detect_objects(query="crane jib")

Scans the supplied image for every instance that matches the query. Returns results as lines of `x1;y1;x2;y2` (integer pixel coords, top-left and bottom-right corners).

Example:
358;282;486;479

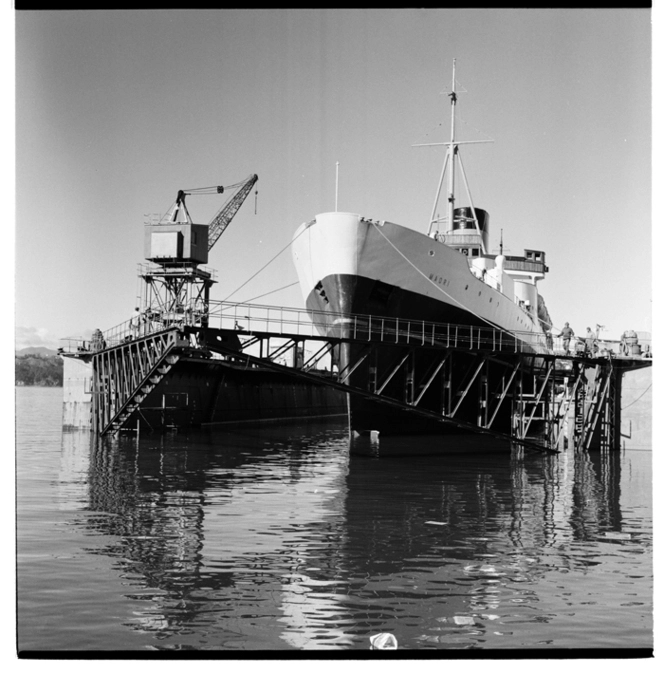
161;174;257;253
207;174;258;251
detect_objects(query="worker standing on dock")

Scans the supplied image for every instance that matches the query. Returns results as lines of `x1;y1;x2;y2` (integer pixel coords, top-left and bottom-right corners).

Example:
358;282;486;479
584;327;596;357
560;322;574;355
91;328;105;352
130;307;141;339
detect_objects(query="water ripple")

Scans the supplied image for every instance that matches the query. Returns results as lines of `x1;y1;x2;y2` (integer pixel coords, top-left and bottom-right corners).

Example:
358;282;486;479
16;388;652;651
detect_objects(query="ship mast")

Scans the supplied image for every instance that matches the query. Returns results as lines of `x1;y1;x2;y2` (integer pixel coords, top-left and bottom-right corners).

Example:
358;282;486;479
416;60;492;253
446;58;458;241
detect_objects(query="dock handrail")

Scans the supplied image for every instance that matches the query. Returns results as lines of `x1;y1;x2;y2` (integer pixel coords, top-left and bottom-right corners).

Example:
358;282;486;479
202;301;544;352
59;299;651;359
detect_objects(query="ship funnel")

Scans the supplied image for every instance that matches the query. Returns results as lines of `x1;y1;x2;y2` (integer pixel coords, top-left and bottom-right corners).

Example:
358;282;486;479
452;207;489;250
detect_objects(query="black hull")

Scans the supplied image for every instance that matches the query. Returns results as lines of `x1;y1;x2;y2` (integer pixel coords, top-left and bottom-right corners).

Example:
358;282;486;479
307;273;531;439
307;273;504;332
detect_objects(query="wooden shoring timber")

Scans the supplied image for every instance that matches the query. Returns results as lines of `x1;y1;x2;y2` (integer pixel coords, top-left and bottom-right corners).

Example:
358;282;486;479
204;339;556;453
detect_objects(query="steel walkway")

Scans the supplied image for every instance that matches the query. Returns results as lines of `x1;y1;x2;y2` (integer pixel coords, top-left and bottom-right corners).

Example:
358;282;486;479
61;301;651;448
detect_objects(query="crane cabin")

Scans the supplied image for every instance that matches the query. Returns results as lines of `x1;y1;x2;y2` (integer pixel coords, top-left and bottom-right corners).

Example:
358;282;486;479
144;221;209;265
143;175;258;267
144;187;210;265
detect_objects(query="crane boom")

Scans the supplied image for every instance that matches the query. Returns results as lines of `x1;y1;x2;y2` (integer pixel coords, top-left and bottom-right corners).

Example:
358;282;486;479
207;174;258;251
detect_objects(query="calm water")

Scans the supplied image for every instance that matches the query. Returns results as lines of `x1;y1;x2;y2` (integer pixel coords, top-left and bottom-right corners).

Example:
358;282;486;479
16;385;652;653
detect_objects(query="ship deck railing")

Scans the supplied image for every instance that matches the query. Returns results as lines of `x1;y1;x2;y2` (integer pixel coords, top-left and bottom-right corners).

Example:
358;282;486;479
206;301;545;353
207;302;647;359
58;299;651;360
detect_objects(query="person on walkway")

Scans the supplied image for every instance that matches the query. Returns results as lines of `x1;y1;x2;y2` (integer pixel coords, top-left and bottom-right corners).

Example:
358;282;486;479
584;327;596;356
91;328;106;352
560;322;574;355
130;307;141;339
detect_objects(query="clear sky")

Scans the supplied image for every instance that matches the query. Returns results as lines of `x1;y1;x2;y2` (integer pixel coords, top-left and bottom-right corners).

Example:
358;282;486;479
14;8;653;347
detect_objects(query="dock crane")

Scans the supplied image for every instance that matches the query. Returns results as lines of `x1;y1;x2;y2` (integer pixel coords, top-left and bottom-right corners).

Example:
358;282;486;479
74;174;261;437
163;173;259;253
141;173;259;334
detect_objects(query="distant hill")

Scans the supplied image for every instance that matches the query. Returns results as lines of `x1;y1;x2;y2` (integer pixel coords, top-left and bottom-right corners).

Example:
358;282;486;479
15;351;63;386
16;347;59;356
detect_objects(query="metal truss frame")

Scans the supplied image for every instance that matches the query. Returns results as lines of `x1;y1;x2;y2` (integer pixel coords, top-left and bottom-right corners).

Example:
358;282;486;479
202;331;557;453
139;265;214;331
76;317;645;448
91;328;182;436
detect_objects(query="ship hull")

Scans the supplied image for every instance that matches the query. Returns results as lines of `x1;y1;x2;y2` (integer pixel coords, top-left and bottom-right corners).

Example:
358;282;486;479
292;212;547;439
293;212;547;340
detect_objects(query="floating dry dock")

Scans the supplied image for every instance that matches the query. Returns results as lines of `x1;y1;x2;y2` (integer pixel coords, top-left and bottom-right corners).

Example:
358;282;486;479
60;169;650;452
61;301;651;453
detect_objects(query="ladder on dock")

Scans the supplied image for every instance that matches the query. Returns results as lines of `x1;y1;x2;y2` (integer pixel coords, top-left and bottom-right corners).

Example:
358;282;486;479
575;359;618;451
91;328;184;437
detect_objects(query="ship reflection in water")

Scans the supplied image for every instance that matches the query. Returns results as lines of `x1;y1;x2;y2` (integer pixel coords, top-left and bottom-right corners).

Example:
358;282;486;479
56;418;651;653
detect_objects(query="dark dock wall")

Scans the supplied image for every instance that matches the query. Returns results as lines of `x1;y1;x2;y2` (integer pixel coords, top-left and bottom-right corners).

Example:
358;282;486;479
121;357;346;431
